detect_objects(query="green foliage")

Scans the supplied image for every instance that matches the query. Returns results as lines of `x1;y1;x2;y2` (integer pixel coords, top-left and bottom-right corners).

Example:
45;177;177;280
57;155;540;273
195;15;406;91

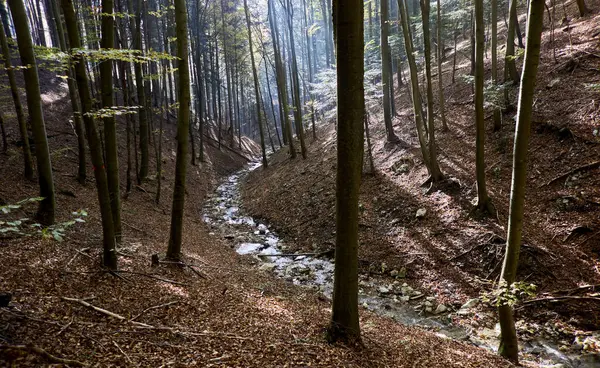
85;106;142;119
481;280;537;307
0;197;87;242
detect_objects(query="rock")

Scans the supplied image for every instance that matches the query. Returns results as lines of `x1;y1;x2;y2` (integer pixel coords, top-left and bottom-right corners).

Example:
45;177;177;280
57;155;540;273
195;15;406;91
390;269;399;278
426;296;436;302
424;301;433;307
547;78;560;88
425;306;433;313
378;286;391;294
257;224;268;234
461;298;479;310
259;263;276;272
435;304;447;314
416;208;427;219
399;296;410;302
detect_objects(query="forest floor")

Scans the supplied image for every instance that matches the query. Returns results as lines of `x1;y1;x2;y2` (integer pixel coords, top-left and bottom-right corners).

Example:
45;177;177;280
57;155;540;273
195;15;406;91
0;55;514;366
242;2;600;366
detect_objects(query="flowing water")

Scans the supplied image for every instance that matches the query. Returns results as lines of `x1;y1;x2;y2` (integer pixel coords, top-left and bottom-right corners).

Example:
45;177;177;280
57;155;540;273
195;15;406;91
202;161;599;368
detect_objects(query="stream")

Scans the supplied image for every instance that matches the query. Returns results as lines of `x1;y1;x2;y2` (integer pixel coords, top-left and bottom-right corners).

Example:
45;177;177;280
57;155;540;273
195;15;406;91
202;161;599;368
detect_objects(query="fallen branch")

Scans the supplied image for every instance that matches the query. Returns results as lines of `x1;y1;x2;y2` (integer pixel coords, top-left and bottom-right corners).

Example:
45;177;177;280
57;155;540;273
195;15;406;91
540;160;600;188
518;296;600;308
112;340;132;364
122;221;147;234
553;284;600;295
0;344;85;366
574;230;600;248
258;250;334;258
130;301;178;322
61;297;152;328
153;259;207;279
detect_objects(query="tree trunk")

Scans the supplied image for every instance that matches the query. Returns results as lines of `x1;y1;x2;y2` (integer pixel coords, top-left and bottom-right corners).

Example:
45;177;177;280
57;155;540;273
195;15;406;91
268;0;295;158
576;0;588;16
8;0;56;225
505;0;519;84
0;14;34;180
497;0;545;362
491;0;501;131
474;0;493;213
60;0;117;269
398;0;431;173
381;0;398;142
166;0;191;261
128;0;149;182
421;0;443;182
244;0;267;168
436;0;447;131
0;0;11;38
100;0;122;243
286;0;307;159
329;0;362;342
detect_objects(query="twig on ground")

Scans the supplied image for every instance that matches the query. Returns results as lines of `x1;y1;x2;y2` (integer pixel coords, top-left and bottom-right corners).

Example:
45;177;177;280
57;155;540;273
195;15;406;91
130;301;178;322
553;284;600;295
0;344;85;366
112;340;132;364
115;270;187;286
57;317;74;336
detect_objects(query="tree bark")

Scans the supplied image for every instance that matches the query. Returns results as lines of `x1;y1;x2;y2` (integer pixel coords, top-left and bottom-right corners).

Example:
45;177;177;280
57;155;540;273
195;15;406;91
244;0;267;167
0;14;34;180
436;0;447;131
100;0;122;243
61;0;117;269
8;0;56;225
381;0;398;142
498;0;545;362
166;0;191;261
329;0;363;342
474;0;493;213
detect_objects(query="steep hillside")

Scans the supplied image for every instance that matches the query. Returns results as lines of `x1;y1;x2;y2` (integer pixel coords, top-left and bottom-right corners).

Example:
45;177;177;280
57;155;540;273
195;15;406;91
242;4;600;363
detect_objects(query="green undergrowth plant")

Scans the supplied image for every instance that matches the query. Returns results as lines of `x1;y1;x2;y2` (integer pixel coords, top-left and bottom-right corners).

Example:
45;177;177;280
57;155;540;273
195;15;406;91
1;197;87;241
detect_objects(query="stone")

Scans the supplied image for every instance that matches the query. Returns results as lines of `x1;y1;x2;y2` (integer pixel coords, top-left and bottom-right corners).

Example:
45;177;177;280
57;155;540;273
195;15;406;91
416;208;427;219
461;298;479;310
435;304;447;314
424;301;433;307
259;263;276;272
399;296;410;302
378;286;391;294
425;306;433;313
426;296;436;302
390;269;399;278
257;224;268;234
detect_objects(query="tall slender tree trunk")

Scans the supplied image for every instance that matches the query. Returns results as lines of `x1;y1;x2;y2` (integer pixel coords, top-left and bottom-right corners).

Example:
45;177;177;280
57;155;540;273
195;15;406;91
61;0;117;269
128;0;149;182
398;0;431;173
491;0;501;131
286;0;307;159
505;0;519;84
329;0;363;342
8;0;56;225
0;15;34;180
420;0;443;183
0;0;11;38
381;0;398;142
474;0;493;213
436;0;447;131
244;0;267;167
498;0;545;362
100;0;122;242
166;0;191;261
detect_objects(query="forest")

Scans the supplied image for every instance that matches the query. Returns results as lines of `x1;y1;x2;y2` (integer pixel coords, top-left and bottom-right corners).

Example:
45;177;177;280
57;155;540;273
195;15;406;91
0;0;599;366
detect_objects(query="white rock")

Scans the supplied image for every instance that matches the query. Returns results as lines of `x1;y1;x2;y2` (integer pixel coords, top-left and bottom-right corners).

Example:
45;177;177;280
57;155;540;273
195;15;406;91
416;208;427;218
435;304;447;314
259;263;276;272
425;306;433;313
378;286;391;294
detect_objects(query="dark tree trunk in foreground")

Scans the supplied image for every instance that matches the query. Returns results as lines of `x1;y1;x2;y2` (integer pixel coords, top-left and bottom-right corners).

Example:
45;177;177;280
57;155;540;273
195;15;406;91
498;0;545;362
436;0;447;131
166;0;191;261
100;0;122;243
0;15;33;180
504;0;519;84
244;0;267;168
8;0;56;225
61;0;117;269
329;0;363;342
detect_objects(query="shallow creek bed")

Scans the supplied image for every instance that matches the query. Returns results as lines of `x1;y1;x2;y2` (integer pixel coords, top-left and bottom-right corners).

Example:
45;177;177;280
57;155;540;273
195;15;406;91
202;162;599;368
